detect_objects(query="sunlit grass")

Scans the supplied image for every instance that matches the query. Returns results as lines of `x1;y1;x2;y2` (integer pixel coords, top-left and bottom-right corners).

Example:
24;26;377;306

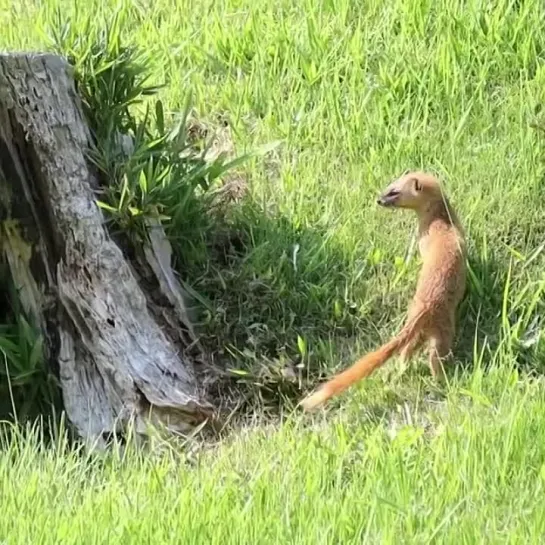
2;369;545;544
1;0;545;541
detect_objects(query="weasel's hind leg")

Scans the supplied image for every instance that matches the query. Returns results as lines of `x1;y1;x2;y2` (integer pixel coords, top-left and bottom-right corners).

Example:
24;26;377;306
427;326;454;381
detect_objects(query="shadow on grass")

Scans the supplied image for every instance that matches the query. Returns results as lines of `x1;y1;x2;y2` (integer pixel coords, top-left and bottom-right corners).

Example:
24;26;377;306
174;197;426;410
452;233;545;380
172;196;545;418
453;249;506;370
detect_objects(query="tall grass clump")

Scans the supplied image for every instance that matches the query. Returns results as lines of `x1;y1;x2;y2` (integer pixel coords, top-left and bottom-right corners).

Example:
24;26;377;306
46;7;271;263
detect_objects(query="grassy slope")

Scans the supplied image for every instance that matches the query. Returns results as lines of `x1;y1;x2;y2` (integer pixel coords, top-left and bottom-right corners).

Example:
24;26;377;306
3;0;545;542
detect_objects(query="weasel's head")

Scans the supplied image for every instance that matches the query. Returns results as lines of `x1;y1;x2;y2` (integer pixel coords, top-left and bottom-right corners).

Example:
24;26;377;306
377;171;443;210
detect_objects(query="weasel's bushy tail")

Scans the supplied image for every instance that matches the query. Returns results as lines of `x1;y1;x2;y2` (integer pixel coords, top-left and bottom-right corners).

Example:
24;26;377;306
300;307;428;410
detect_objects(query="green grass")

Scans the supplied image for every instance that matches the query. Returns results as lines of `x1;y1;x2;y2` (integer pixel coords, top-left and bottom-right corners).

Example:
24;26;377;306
2;0;545;541
3;373;545;544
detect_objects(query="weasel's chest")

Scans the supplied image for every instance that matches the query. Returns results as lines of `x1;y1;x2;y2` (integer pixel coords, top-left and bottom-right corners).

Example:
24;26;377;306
417;233;431;259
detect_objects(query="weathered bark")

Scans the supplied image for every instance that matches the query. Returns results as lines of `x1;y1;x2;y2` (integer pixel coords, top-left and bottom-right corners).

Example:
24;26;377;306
0;53;214;446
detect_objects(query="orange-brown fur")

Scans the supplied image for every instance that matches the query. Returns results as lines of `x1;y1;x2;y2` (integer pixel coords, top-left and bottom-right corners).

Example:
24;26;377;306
300;171;466;410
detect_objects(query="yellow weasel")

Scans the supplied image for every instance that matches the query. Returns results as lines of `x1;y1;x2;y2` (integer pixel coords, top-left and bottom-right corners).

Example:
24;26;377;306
300;171;466;410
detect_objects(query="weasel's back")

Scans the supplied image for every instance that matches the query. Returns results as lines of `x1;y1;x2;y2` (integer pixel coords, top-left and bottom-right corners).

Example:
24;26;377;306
415;221;466;314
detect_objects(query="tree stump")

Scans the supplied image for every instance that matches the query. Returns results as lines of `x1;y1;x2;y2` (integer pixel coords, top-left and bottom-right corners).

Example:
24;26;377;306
0;53;214;446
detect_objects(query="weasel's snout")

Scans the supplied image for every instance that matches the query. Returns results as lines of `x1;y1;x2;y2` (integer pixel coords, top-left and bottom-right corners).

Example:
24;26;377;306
377;189;400;207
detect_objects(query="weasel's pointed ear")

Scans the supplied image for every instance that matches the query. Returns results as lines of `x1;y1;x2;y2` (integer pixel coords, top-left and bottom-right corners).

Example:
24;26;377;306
413;178;422;192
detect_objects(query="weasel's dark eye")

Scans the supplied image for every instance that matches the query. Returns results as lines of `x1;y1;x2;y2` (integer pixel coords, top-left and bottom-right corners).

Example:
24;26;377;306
387;189;400;197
